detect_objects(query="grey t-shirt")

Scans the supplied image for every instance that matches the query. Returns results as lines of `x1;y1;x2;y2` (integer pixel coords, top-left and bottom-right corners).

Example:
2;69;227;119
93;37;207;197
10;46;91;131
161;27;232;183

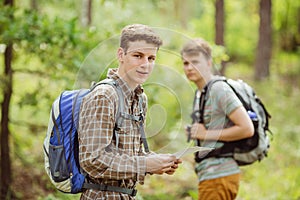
195;79;242;182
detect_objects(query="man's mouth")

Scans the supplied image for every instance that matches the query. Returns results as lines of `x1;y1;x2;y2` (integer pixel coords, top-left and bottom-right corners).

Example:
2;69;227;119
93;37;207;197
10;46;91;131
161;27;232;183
137;70;148;75
187;72;194;77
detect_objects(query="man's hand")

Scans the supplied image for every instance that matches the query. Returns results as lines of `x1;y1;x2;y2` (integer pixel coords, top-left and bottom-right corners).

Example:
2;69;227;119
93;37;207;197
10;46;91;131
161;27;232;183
164;159;182;175
146;154;182;175
188;123;206;140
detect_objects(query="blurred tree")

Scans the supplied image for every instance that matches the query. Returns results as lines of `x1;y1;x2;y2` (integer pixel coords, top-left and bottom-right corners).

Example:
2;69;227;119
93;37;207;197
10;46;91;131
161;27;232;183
0;1;101;198
174;0;188;29
255;0;272;80
215;0;226;75
276;0;300;51
1;1;13;199
30;0;38;11
81;0;92;26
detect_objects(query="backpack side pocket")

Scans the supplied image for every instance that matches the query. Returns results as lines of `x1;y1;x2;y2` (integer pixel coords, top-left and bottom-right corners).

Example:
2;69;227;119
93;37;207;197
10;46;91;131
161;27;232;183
49;144;69;182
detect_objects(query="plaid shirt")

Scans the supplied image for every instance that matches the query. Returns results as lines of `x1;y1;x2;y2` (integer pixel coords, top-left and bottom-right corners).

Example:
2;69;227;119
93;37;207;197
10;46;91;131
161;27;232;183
79;69;148;199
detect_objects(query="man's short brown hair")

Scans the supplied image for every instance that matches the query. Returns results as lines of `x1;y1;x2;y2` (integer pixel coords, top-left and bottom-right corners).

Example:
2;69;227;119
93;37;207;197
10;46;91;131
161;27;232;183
120;24;163;53
180;38;212;60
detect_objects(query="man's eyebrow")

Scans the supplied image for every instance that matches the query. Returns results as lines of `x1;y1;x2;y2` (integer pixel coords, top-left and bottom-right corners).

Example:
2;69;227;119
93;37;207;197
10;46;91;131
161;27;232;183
131;51;144;54
127;49;144;54
130;50;156;57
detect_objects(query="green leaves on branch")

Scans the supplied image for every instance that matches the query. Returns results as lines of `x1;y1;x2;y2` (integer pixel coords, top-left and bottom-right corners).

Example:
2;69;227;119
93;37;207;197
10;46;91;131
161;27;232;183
212;44;229;70
0;6;98;73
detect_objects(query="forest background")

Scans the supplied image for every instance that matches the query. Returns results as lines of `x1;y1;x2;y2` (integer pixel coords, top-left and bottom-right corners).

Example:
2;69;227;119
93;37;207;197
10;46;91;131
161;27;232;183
0;0;299;199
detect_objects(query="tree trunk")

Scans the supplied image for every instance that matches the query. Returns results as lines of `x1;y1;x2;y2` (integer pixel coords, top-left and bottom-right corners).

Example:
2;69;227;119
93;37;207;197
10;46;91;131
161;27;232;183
0;44;13;200
215;0;226;75
254;0;272;80
81;0;92;26
1;0;13;199
174;0;188;29
31;0;38;11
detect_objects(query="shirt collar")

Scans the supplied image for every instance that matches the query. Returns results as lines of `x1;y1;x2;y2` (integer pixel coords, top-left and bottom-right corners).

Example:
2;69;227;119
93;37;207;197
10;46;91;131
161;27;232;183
107;68;144;99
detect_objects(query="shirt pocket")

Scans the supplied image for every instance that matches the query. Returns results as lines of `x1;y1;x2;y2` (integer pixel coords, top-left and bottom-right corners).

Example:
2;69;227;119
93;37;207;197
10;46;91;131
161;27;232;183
117;120;142;152
116;116;134;134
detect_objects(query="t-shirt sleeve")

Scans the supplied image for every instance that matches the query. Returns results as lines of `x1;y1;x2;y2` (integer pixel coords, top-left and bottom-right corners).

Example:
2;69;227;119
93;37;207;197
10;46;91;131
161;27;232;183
210;81;243;116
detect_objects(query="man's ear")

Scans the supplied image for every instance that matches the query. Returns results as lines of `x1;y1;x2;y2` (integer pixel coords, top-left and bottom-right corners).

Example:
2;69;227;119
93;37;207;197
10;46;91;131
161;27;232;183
117;48;124;62
208;59;213;67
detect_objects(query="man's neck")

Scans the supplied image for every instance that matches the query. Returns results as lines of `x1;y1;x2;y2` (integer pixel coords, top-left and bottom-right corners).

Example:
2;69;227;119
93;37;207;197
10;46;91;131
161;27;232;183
195;74;213;90
116;69;138;91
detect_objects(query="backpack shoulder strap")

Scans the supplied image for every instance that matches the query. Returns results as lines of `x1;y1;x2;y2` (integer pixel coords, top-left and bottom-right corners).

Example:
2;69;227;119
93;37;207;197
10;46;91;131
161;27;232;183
195;77;234;161
222;79;251;111
195;78;225;151
137;95;149;153
90;79;125;150
90;79;149;153
198;77;226;123
91;78;126;124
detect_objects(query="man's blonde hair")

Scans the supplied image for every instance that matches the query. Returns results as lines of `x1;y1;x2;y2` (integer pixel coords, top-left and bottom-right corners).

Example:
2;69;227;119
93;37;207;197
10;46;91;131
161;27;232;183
120;24;163;53
180;38;212;60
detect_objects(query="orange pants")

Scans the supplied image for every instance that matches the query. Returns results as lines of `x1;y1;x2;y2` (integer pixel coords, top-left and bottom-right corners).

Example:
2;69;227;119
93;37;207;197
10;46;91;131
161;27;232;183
198;173;240;200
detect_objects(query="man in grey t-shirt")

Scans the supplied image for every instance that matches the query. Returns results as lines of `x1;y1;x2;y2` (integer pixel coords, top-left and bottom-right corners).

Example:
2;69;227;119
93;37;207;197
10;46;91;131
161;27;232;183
180;38;254;200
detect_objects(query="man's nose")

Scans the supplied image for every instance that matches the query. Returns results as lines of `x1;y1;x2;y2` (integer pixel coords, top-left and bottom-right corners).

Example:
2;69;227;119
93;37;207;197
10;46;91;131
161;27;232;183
186;63;194;69
141;58;151;67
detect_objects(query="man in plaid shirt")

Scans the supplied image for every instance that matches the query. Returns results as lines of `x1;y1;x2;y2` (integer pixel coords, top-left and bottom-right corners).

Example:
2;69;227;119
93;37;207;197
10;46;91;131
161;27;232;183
78;24;182;199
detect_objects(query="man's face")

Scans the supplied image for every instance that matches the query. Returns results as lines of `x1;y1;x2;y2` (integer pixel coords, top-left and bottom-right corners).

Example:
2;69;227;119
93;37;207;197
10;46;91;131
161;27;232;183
182;52;210;83
118;40;158;89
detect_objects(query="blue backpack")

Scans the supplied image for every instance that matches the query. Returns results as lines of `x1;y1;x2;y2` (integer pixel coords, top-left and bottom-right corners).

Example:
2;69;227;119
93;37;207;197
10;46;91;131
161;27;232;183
43;79;149;194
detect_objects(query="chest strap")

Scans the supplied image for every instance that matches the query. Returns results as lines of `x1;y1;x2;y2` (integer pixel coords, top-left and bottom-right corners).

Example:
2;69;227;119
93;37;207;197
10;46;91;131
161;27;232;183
83;183;137;196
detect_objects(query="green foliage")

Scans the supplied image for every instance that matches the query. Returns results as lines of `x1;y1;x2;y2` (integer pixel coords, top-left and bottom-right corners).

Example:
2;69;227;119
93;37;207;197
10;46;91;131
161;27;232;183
273;0;300;51
225;0;259;63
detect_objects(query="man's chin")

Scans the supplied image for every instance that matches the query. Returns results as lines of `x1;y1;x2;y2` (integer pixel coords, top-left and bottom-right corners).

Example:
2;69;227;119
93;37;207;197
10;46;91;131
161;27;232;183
187;76;196;82
136;76;148;84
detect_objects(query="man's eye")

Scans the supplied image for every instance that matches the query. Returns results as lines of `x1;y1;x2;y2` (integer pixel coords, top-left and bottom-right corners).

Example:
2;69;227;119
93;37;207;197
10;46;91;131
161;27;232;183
149;57;156;62
134;55;142;58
